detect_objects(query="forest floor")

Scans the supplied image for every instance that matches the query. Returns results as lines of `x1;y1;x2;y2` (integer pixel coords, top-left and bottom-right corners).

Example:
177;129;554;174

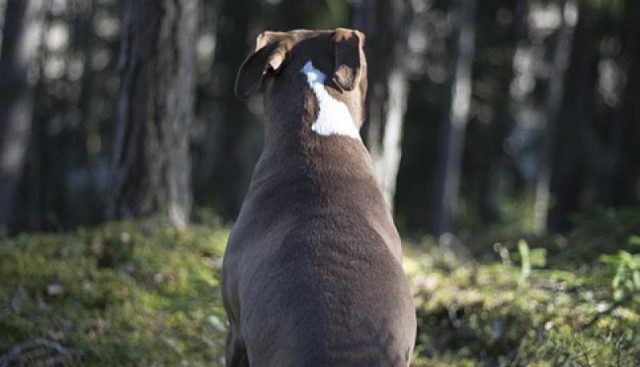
1;211;639;366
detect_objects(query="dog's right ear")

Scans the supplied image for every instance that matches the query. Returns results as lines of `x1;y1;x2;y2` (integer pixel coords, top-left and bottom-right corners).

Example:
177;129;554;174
235;31;291;100
332;29;365;92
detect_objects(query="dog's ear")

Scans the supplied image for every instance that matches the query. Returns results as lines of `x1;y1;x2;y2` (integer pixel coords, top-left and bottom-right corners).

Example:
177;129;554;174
332;29;365;92
235;31;292;100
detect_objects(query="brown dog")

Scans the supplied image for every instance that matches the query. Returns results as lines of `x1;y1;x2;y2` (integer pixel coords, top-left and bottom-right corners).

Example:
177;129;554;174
222;28;416;367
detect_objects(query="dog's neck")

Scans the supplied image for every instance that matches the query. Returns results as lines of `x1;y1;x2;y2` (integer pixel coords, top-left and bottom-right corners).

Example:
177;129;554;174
261;60;364;151
300;61;361;140
255;61;370;188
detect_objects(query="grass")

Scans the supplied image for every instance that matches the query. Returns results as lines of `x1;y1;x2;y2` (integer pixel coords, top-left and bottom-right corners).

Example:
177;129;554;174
1;212;639;366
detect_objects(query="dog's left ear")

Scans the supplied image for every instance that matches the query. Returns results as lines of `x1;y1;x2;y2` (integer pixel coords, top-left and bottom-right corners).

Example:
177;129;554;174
332;29;365;92
235;31;292;100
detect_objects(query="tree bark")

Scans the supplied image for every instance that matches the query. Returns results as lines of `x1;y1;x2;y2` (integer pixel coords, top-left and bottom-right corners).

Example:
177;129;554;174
431;0;477;237
0;0;46;228
533;0;577;233
353;0;411;213
111;0;199;228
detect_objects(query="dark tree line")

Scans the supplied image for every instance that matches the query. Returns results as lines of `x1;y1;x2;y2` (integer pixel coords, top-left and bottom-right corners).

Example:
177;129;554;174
0;0;45;227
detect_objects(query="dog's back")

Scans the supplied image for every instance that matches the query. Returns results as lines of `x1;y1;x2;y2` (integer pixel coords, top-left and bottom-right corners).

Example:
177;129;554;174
222;29;416;367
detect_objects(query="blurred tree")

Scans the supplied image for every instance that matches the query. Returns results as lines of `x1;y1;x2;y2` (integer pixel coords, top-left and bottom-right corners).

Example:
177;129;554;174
547;2;596;232
534;0;578;232
0;0;45;228
205;0;257;222
191;0;220;215
394;1;450;232
432;0;477;237
353;0;413;212
111;0;199;228
609;0;640;207
463;0;520;228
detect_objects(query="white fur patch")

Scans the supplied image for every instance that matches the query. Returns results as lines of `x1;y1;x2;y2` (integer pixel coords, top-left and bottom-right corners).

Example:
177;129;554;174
300;61;361;140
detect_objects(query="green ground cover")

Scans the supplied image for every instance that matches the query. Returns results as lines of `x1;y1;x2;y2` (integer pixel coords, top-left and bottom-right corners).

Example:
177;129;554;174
1;211;639;366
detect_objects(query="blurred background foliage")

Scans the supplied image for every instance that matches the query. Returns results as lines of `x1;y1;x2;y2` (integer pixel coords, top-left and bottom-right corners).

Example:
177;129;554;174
0;0;637;245
0;0;638;242
0;0;639;365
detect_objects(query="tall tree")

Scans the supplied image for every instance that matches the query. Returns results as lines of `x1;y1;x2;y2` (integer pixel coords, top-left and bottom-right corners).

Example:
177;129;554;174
431;0;477;237
607;0;640;208
206;0;255;222
546;3;597;232
111;0;199;228
465;0;522;226
533;0;578;232
353;0;413;212
0;0;46;228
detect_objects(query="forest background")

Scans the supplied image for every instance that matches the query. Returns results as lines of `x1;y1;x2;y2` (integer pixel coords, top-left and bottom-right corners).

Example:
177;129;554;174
0;0;639;366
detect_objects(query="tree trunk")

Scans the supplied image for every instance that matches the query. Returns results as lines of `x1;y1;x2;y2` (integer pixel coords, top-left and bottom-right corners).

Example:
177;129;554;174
0;0;46;228
191;0;219;212
372;68;409;212
353;0;411;213
533;0;577;233
608;1;640;207
111;0;199;228
206;0;255;222
546;8;596;232
431;0;477;237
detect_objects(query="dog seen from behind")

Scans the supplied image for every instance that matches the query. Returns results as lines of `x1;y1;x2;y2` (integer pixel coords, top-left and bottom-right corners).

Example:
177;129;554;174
221;28;417;367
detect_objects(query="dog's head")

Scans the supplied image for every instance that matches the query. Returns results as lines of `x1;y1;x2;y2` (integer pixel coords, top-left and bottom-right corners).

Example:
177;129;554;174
235;28;367;132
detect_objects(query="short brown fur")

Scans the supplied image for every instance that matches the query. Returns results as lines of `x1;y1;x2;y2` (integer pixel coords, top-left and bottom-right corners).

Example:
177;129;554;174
223;28;416;367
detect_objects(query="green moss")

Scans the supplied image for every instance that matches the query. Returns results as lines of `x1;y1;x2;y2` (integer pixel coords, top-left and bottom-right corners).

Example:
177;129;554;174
1;216;638;366
409;234;640;366
0;222;228;366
